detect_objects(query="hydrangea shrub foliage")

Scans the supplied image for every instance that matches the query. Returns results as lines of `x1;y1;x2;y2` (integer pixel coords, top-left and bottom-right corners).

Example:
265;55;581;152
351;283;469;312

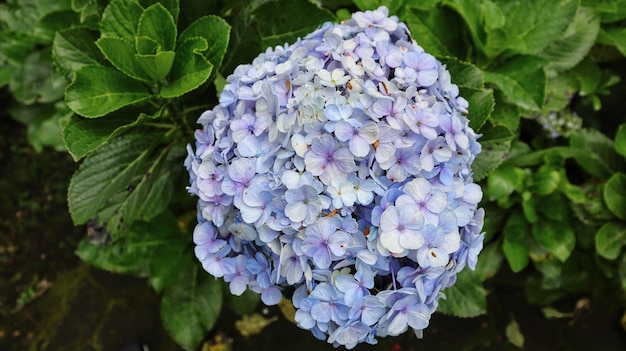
186;6;485;347
3;0;626;349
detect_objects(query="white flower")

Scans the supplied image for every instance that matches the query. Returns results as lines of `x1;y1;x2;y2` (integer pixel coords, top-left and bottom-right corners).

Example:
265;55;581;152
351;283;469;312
317;68;350;87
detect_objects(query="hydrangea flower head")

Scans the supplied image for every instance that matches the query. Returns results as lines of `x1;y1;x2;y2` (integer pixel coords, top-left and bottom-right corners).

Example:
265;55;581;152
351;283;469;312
186;6;484;348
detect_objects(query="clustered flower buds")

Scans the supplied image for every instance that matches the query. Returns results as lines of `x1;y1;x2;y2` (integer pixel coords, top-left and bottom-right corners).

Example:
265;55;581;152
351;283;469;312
186;6;484;348
537;110;582;138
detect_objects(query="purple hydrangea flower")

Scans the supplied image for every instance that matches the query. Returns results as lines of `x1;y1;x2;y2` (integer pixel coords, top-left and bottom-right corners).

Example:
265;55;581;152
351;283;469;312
300;217;350;269
186;6;485;348
381;294;430;336
379;204;425;255
284;185;323;225
304;134;356;185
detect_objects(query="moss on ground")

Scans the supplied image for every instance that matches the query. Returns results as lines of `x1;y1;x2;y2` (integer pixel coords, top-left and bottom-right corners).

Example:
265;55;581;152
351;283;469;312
26;263;180;351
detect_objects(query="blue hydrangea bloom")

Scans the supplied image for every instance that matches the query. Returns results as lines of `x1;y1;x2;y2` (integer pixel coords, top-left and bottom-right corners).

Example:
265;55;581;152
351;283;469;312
186;6;485;348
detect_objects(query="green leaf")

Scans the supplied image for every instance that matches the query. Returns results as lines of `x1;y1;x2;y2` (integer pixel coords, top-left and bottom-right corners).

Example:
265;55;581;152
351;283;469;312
571;58;601;97
352;0;407;13
438;269;487;317
404;6;468;58
149;243;193;293
600;27;626;56
135;35;160;55
570;128;621;179
595;221;626;260
542;73;581;114
66;130;180;239
471;124;514;181
486;164;525;200
161;265;222;351
463;87;495;132
0;31;37;65
533;165;561;196
503;212;530;272
532;219;575;262
71;0;102;27
75;210;184;275
138;0;179;23
521;191;540;224
160;38;212;98
600;3;626;23
253;0;335;48
0;1;40;35
35;10;81;42
135;50;176;82
62;113;140;161
506;144;616;181
539;7;600;71
532;256;563;289
75;232;148;275
224;285;261;316
582;0;622;14
214;71;226;97
474;240;503;281
604;172;626;220
481;203;507;242
35;0;72;17
560;182;586;204
490;91;521;132
103;144;178;237
441;0;486;55
440;57;484;89
190;274;223;334
178;15;231;72
97;37;151;82
484;55;547;112
507;140;532;159
32;103;71;152
484;0;579;57
67;131;157;225
137;3;176;52
7;100;50;126
541;192;570;222
524;275;564;305
65;65;151;117
505;316;525;348
615;123;626;158
9;101;69;152
0;64;14;87
483;0;505;31
53;28;104;78
9;49;66;104
99;0;143;41
571;183;616;225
